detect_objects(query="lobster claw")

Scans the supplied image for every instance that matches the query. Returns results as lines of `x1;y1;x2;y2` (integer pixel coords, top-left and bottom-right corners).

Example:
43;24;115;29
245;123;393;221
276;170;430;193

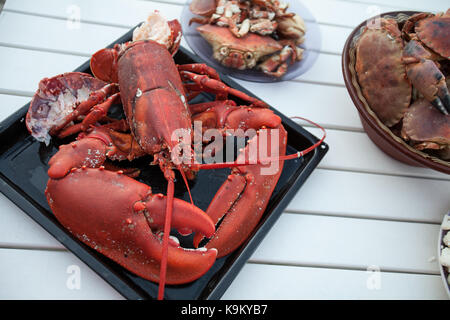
48;136;108;179
46;167;217;285
191;102;287;257
194;126;287;257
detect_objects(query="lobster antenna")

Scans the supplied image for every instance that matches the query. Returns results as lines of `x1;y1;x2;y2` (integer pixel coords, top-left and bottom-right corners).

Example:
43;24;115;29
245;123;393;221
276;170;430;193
157;177;175;300
178;165;194;205
157;166;193;300
191;116;326;169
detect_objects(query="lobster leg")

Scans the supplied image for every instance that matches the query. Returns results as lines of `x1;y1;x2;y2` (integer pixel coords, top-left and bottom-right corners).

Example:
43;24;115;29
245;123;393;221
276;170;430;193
178;64;227;100
56;93;122;139
178;63;220;80
80;92;121;131
49;83;119;135
180;70;269;107
48;127;146;179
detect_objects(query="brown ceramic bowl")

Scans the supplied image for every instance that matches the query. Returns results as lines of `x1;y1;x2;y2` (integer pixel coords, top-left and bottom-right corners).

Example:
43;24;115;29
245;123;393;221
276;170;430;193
342;11;450;175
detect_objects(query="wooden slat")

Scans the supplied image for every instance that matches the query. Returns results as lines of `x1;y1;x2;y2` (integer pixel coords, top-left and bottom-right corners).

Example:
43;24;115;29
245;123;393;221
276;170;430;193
222;263;449;299
0;193;63;250
0;0;448;301
0;104;446;198
0;192;443;274
1;9;351;56
250;213;442;274
0;11;127;56
3;0;183;27
286;168;450;223
0;47;86;96
7;0;445;31
307;127;450;180
0;248;447;300
233;79;362;131
142;0;399;27
1;168;448;252
0;248;123;299
336;0;447;13
0;167;448;252
0;11;344;86
0;94;29;121
319;23;352;55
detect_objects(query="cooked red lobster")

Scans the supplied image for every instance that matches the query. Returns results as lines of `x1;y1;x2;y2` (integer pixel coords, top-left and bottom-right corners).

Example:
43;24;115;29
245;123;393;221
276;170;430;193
25;12;324;299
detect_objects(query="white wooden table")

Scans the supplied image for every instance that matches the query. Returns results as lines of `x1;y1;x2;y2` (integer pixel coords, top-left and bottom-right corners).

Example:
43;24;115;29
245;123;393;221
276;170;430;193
0;0;449;300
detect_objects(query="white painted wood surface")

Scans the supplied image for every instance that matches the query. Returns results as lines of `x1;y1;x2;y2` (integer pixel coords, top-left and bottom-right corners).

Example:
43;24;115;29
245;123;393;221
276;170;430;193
0;0;449;300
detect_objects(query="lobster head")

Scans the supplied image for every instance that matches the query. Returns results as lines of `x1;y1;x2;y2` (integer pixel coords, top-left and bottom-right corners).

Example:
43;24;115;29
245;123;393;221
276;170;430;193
90;11;182;83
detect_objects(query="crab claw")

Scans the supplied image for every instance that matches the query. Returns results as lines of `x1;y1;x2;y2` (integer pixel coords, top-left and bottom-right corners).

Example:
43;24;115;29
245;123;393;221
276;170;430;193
46;168;217;285
189;0;217;16
402;40;450;115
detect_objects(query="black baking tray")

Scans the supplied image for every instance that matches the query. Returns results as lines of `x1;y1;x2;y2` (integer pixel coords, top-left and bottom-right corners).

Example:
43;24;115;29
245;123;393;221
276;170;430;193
0;27;328;300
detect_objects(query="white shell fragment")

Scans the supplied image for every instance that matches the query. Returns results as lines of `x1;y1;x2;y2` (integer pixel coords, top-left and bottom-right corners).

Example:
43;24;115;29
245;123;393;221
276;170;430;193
133;10;172;50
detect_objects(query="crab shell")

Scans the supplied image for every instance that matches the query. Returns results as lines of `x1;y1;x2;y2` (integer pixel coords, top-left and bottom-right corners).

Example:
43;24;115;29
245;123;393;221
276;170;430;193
355;18;412;127
401;99;450;156
197;24;282;70
25;72;108;145
415;9;450;59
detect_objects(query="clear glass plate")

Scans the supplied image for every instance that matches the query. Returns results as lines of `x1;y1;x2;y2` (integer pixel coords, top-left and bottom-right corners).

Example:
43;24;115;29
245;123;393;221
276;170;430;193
438;212;450;299
181;0;322;83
